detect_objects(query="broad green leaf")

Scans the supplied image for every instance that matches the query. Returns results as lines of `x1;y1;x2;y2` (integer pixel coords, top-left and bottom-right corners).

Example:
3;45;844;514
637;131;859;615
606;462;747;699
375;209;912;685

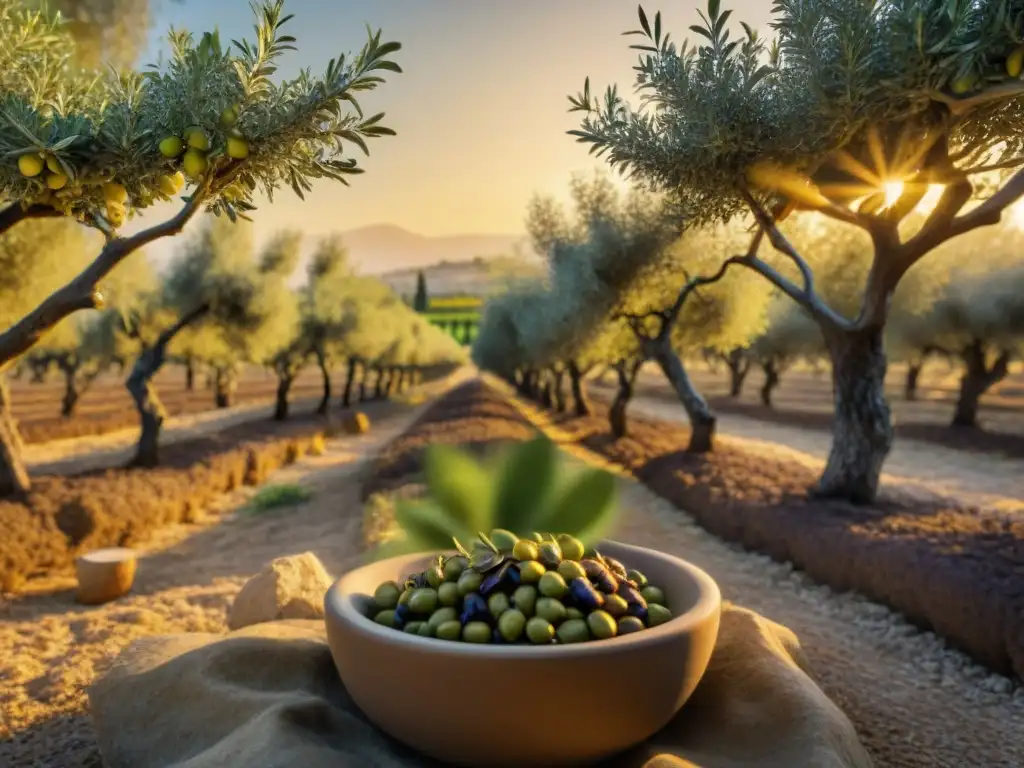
394;499;472;552
491;436;559;534
536;469;618;546
423;445;493;533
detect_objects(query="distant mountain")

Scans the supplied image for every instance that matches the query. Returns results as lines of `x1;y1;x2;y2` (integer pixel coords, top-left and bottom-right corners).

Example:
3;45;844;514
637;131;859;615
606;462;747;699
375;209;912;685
337;224;530;274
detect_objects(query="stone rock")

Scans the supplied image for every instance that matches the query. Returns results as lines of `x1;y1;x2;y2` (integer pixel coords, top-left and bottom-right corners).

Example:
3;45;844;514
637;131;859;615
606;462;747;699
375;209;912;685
227;552;333;630
76;547;138;605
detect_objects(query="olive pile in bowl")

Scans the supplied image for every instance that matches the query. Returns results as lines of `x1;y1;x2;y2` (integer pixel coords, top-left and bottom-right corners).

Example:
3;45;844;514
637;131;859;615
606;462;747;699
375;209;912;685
368;530;672;644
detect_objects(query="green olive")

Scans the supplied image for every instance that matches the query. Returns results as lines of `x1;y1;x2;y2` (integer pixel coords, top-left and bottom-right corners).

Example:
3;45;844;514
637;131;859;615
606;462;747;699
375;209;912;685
425;566;443;588
513;585;538;616
373;609;398;627
428;607;458;632
398;588;413;606
518;561;546;584
603;593;629;618
512;539;539;561
641;586;666;606
463;621;492;643
418;622;434;637
403;621;425;635
627;569;648;588
557;560;587;582
436;620;462;641
373;581;401;610
535;596;567;624
617;616;645;634
409;588;439;614
498;608;527;641
488;592;511;618
443;556;468;581
587;610;617;639
556;618;590;644
556;534;585;561
538;571;568;599
457;570;484;596
538;541;562;568
565;606;584;620
437;581;460;607
526;617;555;644
489;529;519;552
647;604;673;627
530;532;545;543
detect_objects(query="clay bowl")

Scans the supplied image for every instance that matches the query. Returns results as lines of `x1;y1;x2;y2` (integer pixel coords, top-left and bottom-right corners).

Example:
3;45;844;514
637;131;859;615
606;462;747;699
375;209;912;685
324;540;721;767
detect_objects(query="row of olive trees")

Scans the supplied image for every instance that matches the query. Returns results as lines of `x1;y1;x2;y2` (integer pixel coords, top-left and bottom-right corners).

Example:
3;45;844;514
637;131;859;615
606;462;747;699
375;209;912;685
717;221;1024;427
0;0;403;496
18;214;466;470
562;0;1024;504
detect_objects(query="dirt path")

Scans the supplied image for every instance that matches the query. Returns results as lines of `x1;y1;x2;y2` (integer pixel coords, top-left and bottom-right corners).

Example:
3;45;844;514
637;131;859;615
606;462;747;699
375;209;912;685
506;391;1024;768
0;371;472;767
626;394;1024;515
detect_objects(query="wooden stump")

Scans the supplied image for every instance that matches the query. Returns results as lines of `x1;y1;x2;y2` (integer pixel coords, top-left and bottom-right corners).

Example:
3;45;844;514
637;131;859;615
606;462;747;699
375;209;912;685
342;412;371;435
75;547;138;605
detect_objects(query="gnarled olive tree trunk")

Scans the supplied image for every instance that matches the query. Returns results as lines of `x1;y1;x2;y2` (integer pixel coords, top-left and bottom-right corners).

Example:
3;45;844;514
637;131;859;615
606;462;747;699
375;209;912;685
358;364;371;402
648;337;716;453
551;367;567;412
951;340;1011;428
127;305;209;468
316;350;331;414
0;376;30;496
904;362;922;401
815;325;892;505
723;349;751;398
760;359;782;407
274;366;296;421
184;357;196;391
340;358;358;408
373;366;387;400
213;366;237;408
609;359;641;438
566;360;591;416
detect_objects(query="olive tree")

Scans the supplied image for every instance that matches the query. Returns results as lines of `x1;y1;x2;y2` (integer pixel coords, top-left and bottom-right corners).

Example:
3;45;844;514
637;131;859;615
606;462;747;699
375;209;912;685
0;0;400;494
301;234;352;413
572;0;1024;503
747;299;824;407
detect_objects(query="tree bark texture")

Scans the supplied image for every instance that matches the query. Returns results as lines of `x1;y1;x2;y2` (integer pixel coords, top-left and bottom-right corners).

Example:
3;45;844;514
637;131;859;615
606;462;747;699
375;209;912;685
815;326;893;505
567;360;592;416
316;352;331;414
0;377;30;496
951;341;1011;428
609;361;640;438
650;339;716;453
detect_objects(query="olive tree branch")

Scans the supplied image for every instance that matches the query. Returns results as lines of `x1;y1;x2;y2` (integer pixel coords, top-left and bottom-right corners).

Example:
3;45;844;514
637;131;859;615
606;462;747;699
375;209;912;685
929;81;1024;116
740;190;853;332
0;202;63;235
0;191;208;368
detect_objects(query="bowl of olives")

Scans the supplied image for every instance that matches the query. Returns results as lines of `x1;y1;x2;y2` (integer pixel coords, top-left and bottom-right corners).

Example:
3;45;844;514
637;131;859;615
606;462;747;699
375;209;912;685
324;532;721;767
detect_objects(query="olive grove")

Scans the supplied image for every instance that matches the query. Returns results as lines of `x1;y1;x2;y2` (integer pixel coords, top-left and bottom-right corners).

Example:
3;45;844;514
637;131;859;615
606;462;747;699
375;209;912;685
571;0;1024;503
0;0;402;494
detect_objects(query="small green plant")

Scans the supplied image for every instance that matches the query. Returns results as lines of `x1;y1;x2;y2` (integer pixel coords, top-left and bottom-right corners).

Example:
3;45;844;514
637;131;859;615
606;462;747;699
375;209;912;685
375;435;618;560
247;483;312;512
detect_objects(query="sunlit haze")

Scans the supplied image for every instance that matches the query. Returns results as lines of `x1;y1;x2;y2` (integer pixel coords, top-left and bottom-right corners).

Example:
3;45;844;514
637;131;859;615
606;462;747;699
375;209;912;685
124;0;775;271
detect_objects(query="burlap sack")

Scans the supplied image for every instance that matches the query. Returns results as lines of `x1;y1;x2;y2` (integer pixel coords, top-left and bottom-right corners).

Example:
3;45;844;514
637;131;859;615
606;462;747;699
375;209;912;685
88;603;873;768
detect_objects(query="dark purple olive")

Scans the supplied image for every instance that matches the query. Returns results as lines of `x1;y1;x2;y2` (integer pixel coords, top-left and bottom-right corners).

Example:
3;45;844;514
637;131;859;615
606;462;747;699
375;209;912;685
626;603;648;623
395;603;412;624
617;582;648;608
460;592;490;626
581;559;607;580
480;561;513;596
507;566;522;587
569;578;605;611
603;557;628;580
581;559;618;593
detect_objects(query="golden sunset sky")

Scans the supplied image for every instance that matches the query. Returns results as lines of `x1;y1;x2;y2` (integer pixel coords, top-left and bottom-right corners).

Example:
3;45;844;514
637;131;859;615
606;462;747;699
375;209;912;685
127;0;775;267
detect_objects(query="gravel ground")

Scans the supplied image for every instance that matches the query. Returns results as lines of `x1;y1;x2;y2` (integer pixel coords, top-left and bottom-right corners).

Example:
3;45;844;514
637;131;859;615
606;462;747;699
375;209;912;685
3;371;1021;767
